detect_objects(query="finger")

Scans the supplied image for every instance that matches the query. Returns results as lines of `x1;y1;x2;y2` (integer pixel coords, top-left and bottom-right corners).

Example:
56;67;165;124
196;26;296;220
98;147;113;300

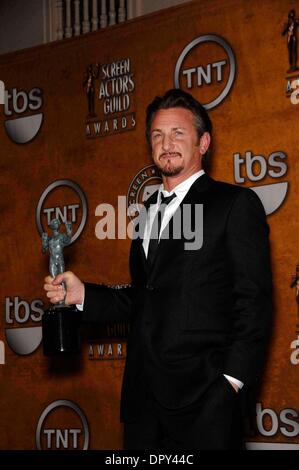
46;290;62;299
49;296;63;304
45;276;54;284
53;271;71;286
46;291;64;302
44;283;62;292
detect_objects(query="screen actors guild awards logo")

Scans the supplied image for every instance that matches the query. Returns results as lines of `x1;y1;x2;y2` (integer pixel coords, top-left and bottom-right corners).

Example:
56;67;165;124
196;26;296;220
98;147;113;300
127;165;162;220
83;63;100;118
282;10;299;73
84;58;136;138
283;10;299;102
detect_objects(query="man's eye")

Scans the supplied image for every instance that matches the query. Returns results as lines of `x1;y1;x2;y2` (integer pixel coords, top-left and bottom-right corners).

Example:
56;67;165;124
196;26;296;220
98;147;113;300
174;130;183;136
152;133;161;140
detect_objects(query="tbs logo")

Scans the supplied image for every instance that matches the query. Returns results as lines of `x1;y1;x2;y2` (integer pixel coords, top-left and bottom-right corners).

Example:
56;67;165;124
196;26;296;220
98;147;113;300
233;150;288;215
5;296;44;355
3;86;43;144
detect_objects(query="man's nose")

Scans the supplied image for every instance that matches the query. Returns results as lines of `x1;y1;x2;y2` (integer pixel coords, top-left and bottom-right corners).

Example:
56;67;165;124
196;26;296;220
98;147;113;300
162;134;174;152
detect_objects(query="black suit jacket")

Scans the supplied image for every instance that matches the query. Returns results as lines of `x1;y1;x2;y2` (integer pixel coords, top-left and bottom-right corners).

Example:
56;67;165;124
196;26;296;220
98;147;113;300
83;174;272;422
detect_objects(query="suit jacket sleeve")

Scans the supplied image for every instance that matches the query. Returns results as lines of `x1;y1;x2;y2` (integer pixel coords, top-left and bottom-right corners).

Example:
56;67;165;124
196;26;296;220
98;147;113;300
224;188;272;385
82;282;133;324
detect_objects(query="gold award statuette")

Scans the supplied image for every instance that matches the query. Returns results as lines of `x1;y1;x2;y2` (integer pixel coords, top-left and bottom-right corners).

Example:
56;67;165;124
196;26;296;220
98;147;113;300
41;218;81;355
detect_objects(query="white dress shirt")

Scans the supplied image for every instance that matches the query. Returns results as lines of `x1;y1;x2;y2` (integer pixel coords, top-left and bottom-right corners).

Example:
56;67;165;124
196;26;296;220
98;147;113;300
142;170;205;257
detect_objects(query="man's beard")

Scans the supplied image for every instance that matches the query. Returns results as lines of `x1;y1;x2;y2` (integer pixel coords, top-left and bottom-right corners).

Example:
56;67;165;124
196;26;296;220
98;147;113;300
160;165;184;176
156;154;184;176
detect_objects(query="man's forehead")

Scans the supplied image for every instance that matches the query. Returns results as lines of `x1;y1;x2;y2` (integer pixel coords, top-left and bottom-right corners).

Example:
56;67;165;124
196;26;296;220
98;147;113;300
151;107;194;129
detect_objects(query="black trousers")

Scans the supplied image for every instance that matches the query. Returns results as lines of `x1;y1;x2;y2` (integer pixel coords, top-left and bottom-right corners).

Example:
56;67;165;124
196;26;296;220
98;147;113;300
124;376;245;450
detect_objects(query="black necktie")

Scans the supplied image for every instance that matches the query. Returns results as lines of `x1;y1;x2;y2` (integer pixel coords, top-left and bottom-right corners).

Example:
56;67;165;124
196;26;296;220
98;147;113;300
147;192;177;268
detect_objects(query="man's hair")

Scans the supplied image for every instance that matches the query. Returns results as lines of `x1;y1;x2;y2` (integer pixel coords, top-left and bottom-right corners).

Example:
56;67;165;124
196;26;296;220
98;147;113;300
146;88;213;168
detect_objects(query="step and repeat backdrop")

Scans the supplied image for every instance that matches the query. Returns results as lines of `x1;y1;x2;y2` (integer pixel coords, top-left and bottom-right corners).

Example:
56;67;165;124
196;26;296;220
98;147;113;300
0;0;299;450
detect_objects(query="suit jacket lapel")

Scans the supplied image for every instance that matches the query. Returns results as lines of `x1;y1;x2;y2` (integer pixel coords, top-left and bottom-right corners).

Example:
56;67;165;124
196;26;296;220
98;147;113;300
147;173;214;279
130;190;159;279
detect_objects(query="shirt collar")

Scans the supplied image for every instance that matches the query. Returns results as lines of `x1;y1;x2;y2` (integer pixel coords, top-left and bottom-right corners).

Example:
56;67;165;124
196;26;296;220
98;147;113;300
158;170;205;203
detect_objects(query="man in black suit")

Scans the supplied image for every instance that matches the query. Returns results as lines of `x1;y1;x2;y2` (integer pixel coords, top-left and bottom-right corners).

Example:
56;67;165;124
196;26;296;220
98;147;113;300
44;89;272;449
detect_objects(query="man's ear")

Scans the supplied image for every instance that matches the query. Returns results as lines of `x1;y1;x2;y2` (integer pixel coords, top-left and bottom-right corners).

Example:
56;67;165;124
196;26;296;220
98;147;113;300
198;132;211;155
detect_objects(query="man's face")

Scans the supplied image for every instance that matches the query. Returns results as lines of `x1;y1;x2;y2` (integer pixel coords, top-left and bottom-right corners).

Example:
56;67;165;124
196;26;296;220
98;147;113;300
150;107;206;178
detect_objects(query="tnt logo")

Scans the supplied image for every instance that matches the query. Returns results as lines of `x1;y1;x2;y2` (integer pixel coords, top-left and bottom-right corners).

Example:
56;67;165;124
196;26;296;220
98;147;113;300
43;204;80;225
36;400;89;450
182;60;227;88
36;180;88;244
174;34;236;110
